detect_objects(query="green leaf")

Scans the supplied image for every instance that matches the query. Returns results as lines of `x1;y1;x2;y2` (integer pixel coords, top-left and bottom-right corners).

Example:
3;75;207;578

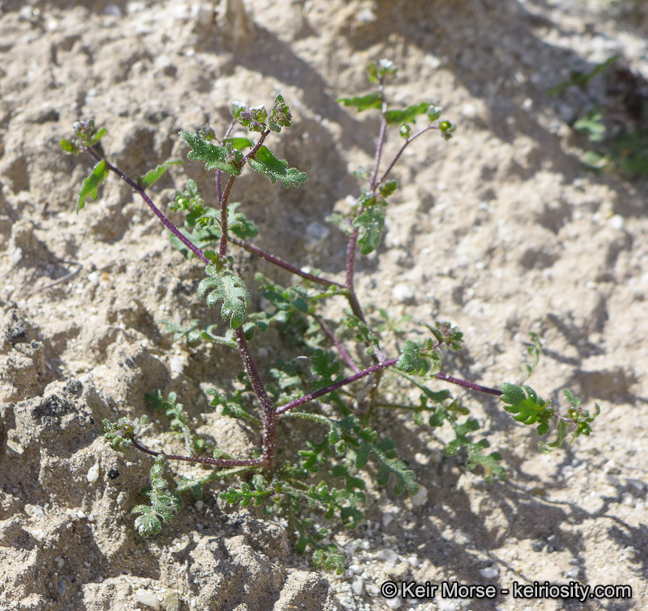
574;110;606;143
223;137;255;150
384;102;434;125
77;159;109;212
88;127;107;146
353;205;385;255
248;145;307;188
379;180;398;198
198;265;250;329
337;91;383;112
500;383;554;435
397;341;432;376
180;130;242;176
138;160;182;189
445;419;505;484
133;507;162;537
354;427;418;496
60;138;80;155
228;203;259;239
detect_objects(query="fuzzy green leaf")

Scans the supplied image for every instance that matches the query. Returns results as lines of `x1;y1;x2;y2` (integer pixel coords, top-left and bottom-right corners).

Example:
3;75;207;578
355;428;418;496
138;160;182;189
132;507;161;537
445;419;506;484
248;145;307;188
60;138;80;155
180;130;242;176
337;91;383;112
500;383;554;435
228;203;259;239
384;102;434;125
77;159;108;212
397;341;432;376
223;137;255;150
198;266;250;329
353;205;385;255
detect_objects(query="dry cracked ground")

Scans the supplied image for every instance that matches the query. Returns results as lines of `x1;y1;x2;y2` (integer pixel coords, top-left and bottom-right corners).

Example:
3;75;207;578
1;0;648;610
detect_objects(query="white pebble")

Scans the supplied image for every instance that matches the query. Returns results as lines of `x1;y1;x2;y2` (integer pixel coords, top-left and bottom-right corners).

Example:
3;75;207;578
608;215;624;230
480;566;498;579
382;513;394;527
393;284;414;303
87;464;100;483
169;356;185;375
566;567;579;579
135;589;161;610
351;577;364;595
377;549;398;563
411;485;428;508
385;596;402;609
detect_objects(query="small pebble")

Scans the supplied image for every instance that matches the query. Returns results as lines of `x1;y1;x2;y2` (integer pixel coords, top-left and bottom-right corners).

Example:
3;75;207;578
480;566;498;579
135;589;161;610
393;284;414;304
87;464;99;483
411;485;428;508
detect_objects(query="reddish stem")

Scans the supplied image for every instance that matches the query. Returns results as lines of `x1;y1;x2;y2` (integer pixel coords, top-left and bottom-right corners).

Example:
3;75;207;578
84;147;209;264
230;236;344;288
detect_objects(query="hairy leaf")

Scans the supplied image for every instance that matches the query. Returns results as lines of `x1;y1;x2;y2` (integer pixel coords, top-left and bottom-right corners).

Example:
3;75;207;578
180;130;242;175
445;419;506;484
248;145;307;188
138;160;182;189
60;138;80;155
77;159;108;212
223;137;255;150
384;102;434;125
337;91;383;111
397;341;433;376
198;266;250;329
353;205;385;255
500;383;554;435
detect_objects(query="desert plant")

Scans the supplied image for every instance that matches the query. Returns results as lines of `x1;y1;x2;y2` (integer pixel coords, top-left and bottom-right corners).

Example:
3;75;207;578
62;60;599;572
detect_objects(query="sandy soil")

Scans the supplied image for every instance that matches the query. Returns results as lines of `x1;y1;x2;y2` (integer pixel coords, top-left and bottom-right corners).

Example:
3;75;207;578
1;0;648;610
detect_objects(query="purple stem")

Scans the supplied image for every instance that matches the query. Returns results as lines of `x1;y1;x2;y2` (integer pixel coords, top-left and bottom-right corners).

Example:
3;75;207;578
83;147;209;264
434;373;503;397
235;327;278;463
276;358;399;415
376;125;436;189
229;236;344;288
313;314;360;373
130;437;265;467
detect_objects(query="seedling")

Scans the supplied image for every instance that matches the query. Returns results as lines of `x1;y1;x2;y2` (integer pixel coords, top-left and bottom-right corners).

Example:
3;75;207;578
62;60;599;572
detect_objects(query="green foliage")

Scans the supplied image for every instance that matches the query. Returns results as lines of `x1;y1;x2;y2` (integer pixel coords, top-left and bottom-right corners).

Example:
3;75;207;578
65;62;599;573
353;204;385;255
146;390;204;454
248;145;308;188
76;160;109;212
133;457;182;537
552;56;648;178
396;339;441;377
103;415;148;449
500;383;554;435
445;419;506;484
384;102;435;125
336;91;383;112
180;130;243;176
198;263;250;329
138;160;182;189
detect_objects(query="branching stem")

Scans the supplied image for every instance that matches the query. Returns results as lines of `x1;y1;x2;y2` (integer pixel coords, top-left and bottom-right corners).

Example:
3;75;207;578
83;147;209;264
